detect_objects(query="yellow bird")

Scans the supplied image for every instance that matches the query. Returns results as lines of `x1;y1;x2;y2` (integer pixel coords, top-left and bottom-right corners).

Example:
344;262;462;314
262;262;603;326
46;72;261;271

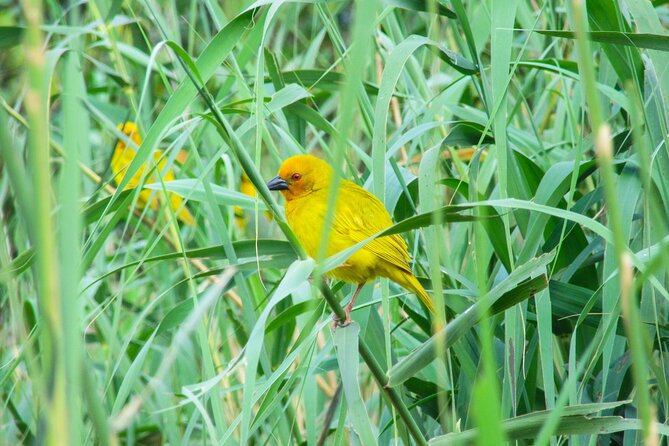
267;154;435;325
234;173;273;228
234;174;252;227
111;122;194;226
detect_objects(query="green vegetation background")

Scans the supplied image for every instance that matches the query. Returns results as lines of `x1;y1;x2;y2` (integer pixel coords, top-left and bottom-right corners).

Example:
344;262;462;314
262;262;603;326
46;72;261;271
1;0;668;444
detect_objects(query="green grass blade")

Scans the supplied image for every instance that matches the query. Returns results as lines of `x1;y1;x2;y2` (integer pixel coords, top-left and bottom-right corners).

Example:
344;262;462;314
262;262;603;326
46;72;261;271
334;324;378;444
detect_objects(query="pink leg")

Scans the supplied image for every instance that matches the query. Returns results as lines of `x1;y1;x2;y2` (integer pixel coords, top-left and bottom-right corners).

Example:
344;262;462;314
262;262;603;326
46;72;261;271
333;284;364;328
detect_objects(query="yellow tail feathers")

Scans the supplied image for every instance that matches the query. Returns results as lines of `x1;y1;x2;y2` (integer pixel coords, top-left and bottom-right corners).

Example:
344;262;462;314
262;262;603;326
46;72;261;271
395;270;436;314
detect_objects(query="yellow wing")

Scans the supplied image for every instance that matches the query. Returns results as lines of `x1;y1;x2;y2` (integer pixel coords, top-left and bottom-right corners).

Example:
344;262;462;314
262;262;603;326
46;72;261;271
111;122;194;226
333;180;412;273
334;180;435;313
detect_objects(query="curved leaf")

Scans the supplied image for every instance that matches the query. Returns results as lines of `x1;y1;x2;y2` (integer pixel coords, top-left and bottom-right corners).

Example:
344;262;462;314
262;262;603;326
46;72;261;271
387;253;553;387
146;179;268;210
429;401;669;445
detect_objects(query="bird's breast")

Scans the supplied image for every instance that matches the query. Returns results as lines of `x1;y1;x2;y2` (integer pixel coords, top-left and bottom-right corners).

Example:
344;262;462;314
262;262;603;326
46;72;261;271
285;192;379;284
285;195;327;258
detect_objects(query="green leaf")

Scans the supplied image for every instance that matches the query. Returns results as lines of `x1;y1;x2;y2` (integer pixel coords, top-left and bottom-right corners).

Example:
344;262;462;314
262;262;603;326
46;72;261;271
86;240;296;289
537;30;669;52
516;59;579;76
111;330;158;415
266;300;319;333
586;0;644;86
490;275;549;315
387;253;553;387
106;10;257;216
145;179;268;210
0;190;136;282
433;43;479;75
240;259;315;444
334;324;378;445
429;402;669;444
165;41;206;88
0;249;35;283
383;0;455;18
440;178;512;271
82;190;135;224
157;299;195;336
278;70;381;96
0;26;25;49
470;198;613;243
442;121;495;147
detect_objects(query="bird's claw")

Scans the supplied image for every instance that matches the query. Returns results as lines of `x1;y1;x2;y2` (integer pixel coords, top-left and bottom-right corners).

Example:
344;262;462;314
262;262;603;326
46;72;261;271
332;313;352;330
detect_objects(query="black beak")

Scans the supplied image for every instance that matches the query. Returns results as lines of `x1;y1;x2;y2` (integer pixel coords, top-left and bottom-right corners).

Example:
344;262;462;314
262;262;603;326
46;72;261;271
267;175;289;191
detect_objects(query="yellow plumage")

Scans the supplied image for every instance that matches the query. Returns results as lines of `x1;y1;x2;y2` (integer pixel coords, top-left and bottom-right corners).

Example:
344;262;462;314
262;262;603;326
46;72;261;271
267;154;435;322
234;173;273;228
111;122;194;226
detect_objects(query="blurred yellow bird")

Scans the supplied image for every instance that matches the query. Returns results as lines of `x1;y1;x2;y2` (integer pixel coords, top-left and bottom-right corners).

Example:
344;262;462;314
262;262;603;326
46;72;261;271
111;122;194;226
235;173;273;228
267;154;435;325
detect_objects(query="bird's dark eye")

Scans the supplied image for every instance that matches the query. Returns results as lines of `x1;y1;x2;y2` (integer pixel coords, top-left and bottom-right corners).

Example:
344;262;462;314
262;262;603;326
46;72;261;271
291;173;302;181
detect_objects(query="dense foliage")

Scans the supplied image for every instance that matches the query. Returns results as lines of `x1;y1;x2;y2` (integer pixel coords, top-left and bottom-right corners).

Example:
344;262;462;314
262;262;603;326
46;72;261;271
1;0;668;444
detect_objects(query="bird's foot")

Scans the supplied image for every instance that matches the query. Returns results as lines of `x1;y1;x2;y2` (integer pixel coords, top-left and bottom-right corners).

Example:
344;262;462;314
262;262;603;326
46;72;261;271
331;311;352;330
331;287;359;329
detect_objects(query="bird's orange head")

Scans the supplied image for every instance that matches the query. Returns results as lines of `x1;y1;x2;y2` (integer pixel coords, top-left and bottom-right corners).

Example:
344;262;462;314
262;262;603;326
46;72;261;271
267;154;333;201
